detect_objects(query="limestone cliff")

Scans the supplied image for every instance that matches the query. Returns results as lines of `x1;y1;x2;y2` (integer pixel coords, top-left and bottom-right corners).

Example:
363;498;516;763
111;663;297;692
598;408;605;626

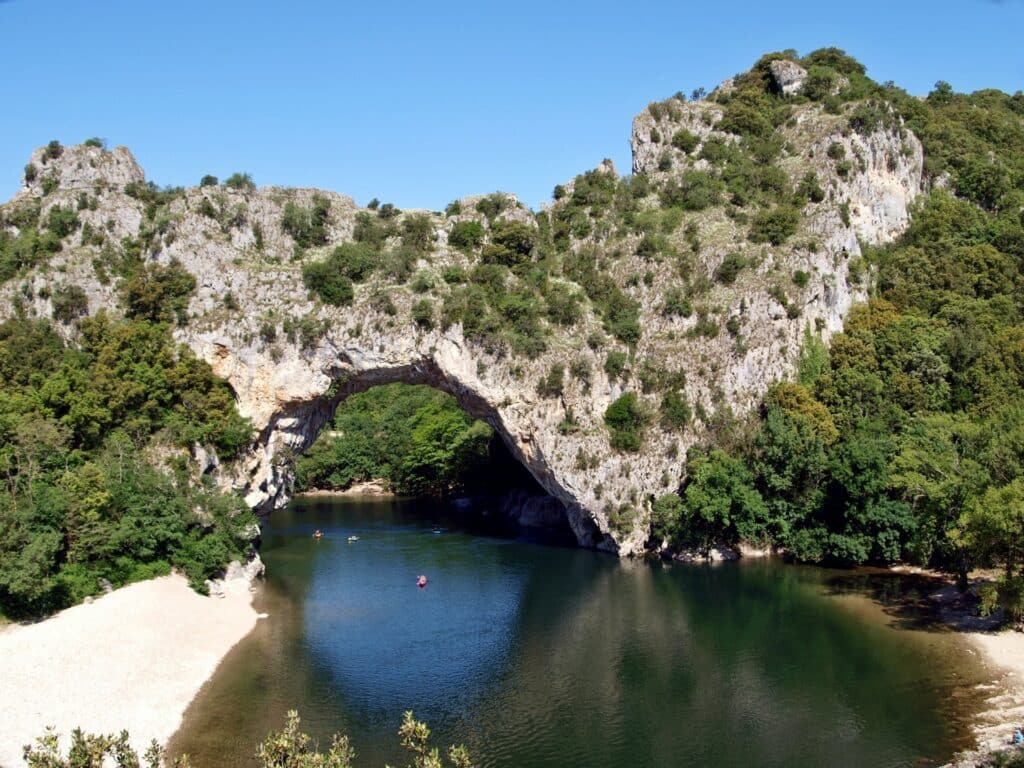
0;65;923;555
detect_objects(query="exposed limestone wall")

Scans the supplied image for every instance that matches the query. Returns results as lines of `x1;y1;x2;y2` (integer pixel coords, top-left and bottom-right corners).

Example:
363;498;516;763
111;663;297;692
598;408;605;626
0;97;923;556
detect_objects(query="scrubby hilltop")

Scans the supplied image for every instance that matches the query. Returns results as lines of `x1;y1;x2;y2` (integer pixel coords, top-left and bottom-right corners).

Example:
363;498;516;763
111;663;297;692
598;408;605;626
2;48;1023;616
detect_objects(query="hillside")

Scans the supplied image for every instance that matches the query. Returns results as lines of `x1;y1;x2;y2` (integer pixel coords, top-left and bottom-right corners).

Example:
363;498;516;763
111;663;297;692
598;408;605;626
2;48;1023;616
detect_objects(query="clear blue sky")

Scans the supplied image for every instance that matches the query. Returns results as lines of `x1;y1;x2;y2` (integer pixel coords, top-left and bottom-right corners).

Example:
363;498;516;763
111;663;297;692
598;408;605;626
1;0;1021;210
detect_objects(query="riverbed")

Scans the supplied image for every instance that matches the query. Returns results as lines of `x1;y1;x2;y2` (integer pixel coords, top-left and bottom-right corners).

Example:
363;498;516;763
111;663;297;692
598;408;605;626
168;496;994;768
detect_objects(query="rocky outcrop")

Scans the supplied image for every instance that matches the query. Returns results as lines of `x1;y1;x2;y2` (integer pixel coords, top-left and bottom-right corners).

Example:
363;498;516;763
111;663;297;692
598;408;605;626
769;59;808;96
0;88;924;557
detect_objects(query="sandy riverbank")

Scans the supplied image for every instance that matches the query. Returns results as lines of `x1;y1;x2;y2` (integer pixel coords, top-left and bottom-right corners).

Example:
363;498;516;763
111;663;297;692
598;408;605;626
0;573;259;768
927;582;1024;763
296;479;395;497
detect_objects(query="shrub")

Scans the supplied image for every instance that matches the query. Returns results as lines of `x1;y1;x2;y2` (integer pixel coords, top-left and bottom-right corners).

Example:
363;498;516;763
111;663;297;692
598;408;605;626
545;283;582;326
23;163;37;182
51;284;88;324
797;172;825;203
327;244;376;284
43;140;63;161
604;392;648;452
537;364;565;398
224;172;255;191
715;252;747;285
281;195;330;249
475;193;507;221
442;266;467;284
660;390;691;430
826;142;846;160
444;199;461;216
401;214;434;253
83;137;105;148
491;220;535;258
792;270;810;287
122;260;197;324
605;350;628;380
662;170;723;211
412;298;434;329
46;206;79;238
749;205;800;245
661;288;694;318
718;102;774;139
302;260;354;306
199;174;218;187
448;220;485;250
671;129;700;154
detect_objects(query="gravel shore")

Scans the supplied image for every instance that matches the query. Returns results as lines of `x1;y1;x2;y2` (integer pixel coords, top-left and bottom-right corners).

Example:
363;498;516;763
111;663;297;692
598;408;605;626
0;573;258;768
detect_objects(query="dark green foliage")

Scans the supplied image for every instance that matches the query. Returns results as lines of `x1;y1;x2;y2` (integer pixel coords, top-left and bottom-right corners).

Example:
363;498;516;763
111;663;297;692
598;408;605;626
475;193;507;221
411;298;434;329
563;248;641;344
718;102;774;139
827;142;846;160
749;205;800;244
448;220;484;250
0;226;61;282
604;392;648;452
51;284;88;323
715;252;746;285
0;314;254;617
401;214;435;253
661;287;694;318
671;129;700;153
796;172;825;204
660;390;691;431
792;270;810;287
121;260;196;324
660;170;722;211
484;220;536;268
537;364;565;398
46;205;79;238
43;140;63;161
604;350;628;381
303;259;354;307
281;195;331;249
544;282;582;326
24;163;37;182
200;174;218;187
669;449;769;552
224;172;255;191
295;384;493;497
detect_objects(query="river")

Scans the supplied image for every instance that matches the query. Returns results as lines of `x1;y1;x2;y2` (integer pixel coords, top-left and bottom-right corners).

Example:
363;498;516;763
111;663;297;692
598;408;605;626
168;495;989;767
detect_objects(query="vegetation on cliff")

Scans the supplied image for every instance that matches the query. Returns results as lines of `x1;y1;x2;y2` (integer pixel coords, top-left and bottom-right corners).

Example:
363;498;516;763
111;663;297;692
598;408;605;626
652;58;1024;619
0;312;255;618
1;46;1023;620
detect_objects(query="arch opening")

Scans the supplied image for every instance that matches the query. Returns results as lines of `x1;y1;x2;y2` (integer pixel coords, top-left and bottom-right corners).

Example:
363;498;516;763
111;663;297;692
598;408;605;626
252;363;604;548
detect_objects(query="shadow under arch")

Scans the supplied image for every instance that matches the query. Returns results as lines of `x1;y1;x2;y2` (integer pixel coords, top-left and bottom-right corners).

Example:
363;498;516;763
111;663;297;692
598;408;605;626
250;357;606;548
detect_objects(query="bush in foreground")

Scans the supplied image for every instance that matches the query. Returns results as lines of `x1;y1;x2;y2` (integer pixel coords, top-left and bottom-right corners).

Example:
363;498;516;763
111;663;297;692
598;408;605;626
23;711;473;768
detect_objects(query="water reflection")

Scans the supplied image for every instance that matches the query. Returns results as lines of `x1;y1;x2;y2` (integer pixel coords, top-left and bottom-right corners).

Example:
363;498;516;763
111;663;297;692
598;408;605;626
169;497;988;768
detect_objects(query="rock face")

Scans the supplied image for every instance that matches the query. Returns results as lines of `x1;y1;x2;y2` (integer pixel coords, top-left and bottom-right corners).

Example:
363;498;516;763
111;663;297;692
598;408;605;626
0;91;924;556
769;59;808;96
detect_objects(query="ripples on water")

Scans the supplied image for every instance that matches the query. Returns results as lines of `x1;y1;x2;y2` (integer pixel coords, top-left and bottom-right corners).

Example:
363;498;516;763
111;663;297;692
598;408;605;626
168;497;988;768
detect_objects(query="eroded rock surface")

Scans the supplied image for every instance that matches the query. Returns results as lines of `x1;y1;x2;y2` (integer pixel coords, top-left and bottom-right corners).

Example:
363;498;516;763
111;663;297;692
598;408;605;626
0;94;923;555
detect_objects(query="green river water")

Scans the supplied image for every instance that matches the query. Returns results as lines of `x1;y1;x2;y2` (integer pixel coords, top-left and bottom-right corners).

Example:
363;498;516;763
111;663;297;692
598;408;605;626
168;496;990;768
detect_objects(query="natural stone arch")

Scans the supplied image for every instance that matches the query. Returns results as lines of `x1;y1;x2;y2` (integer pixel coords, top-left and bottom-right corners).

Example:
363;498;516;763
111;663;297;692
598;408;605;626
0;94;925;557
241;355;608;549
